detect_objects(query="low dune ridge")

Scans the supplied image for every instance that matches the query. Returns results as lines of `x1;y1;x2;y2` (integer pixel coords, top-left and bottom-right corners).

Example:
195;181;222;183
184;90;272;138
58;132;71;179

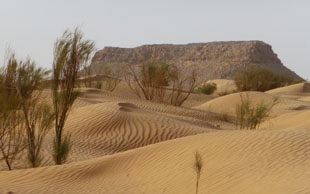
262;110;310;130
266;83;305;96
66;101;214;158
196;91;310;116
75;87;225;126
298;96;310;102
1;129;310;194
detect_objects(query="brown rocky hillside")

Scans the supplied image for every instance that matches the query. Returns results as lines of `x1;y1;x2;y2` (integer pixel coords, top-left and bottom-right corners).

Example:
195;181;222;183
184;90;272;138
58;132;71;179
91;41;302;82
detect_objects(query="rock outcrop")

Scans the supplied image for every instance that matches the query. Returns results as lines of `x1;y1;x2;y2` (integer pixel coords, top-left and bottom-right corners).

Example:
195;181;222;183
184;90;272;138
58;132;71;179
91;41;302;82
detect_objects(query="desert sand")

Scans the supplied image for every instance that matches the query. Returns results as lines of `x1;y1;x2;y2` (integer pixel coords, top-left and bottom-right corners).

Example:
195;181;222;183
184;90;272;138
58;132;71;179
1;80;310;194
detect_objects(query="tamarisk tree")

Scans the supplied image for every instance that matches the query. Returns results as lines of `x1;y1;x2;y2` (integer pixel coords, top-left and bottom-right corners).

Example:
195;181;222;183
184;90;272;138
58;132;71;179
52;27;95;164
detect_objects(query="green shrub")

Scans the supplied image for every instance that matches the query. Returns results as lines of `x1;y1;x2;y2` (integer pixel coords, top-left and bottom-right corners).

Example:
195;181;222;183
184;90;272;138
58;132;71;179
52;27;95;165
196;82;217;95
53;135;71;165
236;94;278;129
95;81;102;89
235;66;301;92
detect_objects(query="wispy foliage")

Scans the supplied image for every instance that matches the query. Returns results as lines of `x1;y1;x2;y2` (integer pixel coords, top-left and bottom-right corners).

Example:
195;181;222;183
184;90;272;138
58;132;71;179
15;59;54;168
194;151;203;194
52;27;95;164
125;61;197;106
0;54;26;170
236;93;278;129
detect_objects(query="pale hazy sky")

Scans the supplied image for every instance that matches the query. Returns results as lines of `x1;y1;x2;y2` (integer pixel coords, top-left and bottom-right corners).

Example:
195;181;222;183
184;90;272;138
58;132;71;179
0;0;309;79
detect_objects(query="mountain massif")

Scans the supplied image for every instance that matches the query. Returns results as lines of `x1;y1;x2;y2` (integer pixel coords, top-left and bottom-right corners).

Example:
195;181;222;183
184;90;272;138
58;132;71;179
91;41;302;82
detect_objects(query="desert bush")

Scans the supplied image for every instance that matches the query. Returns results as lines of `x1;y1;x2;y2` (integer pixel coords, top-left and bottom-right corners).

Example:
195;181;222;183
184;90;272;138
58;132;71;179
168;65;197;106
52;134;71;165
196;82;217;95
0;55;26;170
14;57;55;168
235;66;301;92
125;61;197;106
194;151;203;194
236;94;278;129
0;107;25;170
0;51;54;169
125;61;171;101
95;81;102;89
25;102;54;167
52;27;95;165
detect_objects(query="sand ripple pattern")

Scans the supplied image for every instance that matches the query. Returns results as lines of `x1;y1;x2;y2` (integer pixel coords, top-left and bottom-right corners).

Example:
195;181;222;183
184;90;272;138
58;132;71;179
1;129;310;194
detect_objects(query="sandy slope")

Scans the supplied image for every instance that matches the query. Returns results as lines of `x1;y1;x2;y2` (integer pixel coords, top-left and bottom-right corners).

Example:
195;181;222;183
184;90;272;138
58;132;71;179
1;129;310;194
1;84;310;194
262;110;310;130
66;101;214;161
266;83;306;98
0;88;216;170
206;79;237;95
196;91;310;116
298;96;310;102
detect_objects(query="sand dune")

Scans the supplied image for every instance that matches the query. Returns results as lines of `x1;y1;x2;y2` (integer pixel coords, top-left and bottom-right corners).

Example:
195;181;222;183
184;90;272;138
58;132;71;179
298;96;310;102
1;83;310;194
266;83;305;96
1;129;310;194
262;109;310;130
196;91;310;116
66;101;214;161
0;87;218;170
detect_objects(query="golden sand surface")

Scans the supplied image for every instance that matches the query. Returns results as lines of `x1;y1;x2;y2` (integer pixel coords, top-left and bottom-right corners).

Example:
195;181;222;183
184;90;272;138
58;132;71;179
1;81;310;194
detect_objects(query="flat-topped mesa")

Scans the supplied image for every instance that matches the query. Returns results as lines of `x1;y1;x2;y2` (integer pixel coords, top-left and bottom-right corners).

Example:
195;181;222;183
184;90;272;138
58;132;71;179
91;41;302;81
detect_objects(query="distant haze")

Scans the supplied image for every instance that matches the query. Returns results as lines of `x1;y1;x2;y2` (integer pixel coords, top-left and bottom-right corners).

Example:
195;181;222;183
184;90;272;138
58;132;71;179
0;0;309;79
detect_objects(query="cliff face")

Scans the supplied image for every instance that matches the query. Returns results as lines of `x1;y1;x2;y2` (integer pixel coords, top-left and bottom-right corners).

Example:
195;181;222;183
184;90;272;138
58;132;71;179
91;41;302;81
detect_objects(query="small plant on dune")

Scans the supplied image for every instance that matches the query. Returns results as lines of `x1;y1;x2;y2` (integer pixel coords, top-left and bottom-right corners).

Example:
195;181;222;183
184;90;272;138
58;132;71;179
236;93;278;129
52;134;71;165
95;81;102;89
194;151;203;194
52;27;95;165
196;82;217;95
